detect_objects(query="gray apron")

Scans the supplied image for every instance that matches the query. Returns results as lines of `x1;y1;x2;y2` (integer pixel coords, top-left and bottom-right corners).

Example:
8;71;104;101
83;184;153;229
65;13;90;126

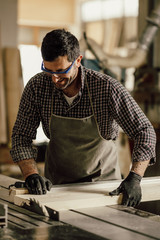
45;82;121;184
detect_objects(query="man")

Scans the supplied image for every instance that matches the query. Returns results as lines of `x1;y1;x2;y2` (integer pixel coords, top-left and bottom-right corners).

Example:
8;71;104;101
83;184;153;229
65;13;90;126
10;29;156;207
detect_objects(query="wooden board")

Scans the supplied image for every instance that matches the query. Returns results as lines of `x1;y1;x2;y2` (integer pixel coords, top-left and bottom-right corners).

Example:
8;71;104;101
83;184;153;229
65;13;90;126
1;174;160;239
12;180;122;214
0;174;20;188
3;48;23;143
1;174;160;218
0;26;7;144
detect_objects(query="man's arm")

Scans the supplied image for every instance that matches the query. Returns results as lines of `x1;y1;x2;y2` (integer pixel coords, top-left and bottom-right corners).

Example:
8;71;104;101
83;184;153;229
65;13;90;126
131;159;150;177
17;159;39;179
17;159;52;194
10;77;52;195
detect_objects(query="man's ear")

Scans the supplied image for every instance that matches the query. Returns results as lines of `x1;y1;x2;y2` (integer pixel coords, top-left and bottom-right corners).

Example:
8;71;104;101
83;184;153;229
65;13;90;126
76;55;83;67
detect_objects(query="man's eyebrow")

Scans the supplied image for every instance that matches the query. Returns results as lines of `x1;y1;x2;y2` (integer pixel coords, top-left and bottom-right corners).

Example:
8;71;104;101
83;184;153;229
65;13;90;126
45;66;52;71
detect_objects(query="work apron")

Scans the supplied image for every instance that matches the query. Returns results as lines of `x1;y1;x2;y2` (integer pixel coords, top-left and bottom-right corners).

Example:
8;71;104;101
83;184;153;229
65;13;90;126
45;83;121;184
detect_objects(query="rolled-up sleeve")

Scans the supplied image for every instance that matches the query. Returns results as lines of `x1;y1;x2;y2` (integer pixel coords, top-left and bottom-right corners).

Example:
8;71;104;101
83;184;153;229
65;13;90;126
109;79;156;165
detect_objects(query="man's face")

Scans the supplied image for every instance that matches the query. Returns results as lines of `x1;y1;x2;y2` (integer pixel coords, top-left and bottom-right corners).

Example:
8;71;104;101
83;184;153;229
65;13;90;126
43;55;82;90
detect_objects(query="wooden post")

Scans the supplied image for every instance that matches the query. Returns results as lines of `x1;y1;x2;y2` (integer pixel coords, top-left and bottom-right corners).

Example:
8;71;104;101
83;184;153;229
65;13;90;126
3;48;23;144
0;24;7;144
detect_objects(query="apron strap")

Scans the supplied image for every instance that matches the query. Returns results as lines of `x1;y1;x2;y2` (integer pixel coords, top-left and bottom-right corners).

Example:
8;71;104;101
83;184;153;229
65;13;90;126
85;78;101;133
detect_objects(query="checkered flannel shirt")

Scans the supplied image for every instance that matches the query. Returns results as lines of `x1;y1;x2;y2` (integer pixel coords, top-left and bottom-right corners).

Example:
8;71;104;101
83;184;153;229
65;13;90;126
10;65;156;164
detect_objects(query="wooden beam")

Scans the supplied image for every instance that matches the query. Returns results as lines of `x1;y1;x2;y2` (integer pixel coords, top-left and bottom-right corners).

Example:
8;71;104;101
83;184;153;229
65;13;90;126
0;25;7;144
3;48;23;143
1;174;160;218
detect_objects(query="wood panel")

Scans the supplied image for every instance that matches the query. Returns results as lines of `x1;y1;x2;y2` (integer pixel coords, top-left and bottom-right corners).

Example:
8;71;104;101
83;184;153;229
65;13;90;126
0;25;7;143
1;174;160;239
4;48;23;143
1;175;160;219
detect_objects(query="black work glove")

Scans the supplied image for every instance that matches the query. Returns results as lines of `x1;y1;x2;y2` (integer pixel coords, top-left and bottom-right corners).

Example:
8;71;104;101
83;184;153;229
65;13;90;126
25;174;52;195
109;171;142;207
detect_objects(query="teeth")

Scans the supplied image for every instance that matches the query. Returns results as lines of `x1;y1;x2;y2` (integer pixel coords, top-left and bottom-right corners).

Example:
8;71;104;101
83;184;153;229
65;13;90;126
28;198;49;217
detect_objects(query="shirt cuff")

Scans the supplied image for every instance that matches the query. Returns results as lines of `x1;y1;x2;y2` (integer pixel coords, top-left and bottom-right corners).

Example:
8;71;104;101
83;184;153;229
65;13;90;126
10;146;37;163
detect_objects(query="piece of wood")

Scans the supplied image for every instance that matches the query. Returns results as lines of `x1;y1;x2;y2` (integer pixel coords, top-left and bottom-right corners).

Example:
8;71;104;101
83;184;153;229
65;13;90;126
12;177;160;216
1;174;160;239
0;174;21;188
1;175;160;218
14;190;122;211
0;26;7;144
3;48;23;143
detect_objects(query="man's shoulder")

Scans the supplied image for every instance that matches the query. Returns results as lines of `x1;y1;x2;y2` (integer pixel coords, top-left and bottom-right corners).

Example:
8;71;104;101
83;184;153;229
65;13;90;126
26;72;52;88
22;73;53;100
82;65;112;86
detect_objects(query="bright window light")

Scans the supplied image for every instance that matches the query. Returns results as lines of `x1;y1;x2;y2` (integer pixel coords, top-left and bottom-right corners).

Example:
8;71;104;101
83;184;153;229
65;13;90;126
19;45;42;87
81;0;139;22
19;44;49;143
102;0;124;19
81;0;102;21
124;0;138;17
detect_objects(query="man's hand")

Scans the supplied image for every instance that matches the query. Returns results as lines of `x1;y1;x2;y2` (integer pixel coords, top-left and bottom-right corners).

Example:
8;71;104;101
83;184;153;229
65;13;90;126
109;171;142;207
25;174;52;195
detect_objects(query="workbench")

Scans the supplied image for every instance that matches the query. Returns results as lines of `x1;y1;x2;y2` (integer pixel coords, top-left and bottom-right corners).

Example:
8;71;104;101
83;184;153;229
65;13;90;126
0;174;160;240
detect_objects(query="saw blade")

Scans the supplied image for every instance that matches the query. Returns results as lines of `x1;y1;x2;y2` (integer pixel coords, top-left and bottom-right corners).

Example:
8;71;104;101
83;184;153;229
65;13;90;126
22;198;49;217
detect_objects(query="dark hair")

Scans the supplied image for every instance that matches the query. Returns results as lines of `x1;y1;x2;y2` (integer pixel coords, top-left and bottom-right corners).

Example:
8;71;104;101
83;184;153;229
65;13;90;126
41;29;80;62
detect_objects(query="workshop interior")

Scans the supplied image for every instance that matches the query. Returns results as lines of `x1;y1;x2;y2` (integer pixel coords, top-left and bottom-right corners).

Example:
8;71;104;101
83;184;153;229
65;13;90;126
0;0;160;239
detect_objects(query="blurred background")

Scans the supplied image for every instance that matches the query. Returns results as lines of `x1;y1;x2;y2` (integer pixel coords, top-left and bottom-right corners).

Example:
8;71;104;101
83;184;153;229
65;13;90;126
0;0;160;181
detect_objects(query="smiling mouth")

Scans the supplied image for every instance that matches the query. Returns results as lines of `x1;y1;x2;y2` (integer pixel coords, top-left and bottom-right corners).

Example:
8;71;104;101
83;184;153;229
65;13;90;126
54;78;68;87
54;78;65;83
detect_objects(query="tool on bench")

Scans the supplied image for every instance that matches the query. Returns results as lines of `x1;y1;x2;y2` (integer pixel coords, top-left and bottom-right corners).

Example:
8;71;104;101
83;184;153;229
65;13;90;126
9;181;26;189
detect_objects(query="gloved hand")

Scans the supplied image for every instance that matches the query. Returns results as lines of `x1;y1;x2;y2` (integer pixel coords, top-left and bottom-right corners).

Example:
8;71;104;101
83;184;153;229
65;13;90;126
109;171;142;207
25;174;52;195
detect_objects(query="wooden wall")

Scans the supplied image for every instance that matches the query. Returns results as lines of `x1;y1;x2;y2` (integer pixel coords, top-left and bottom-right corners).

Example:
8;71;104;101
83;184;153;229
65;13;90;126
0;0;18;144
18;0;76;27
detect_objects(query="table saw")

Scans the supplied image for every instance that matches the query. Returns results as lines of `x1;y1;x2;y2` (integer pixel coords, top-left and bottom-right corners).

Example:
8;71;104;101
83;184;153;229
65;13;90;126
0;174;160;240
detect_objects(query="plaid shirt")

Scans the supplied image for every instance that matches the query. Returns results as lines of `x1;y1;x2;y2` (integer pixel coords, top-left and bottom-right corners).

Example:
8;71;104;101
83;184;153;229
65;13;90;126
11;65;156;164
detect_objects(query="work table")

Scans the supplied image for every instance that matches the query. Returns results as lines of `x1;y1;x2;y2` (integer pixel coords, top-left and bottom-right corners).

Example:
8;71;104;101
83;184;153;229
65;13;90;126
0;174;160;239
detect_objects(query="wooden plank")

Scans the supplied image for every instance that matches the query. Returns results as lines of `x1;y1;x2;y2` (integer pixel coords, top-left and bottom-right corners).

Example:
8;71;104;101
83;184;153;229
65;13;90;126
3;48;23;143
1;174;160;216
0;26;7;144
74;206;160;239
1;174;160;239
0;188;13;202
0;174;21;188
13;188;122;212
13;177;160;211
141;177;160;202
